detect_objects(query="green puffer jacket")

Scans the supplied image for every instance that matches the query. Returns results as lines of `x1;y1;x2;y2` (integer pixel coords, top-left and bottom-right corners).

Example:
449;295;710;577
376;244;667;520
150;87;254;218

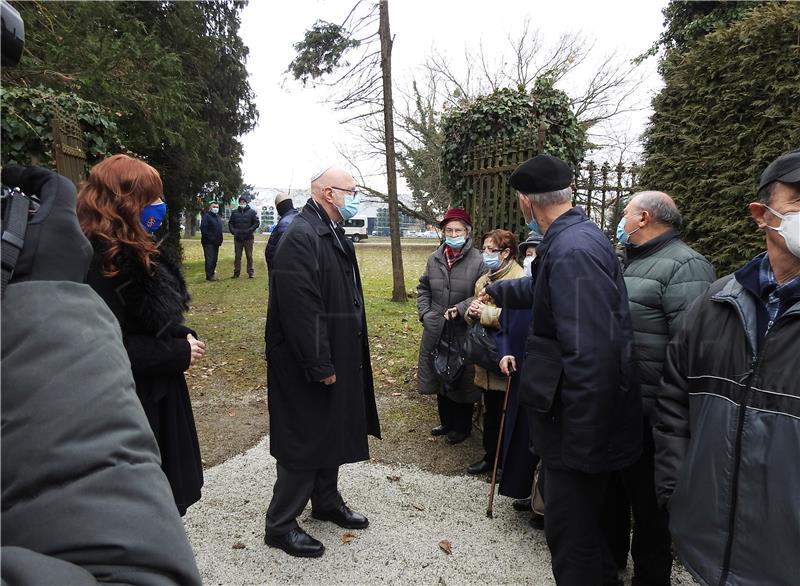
623;231;715;416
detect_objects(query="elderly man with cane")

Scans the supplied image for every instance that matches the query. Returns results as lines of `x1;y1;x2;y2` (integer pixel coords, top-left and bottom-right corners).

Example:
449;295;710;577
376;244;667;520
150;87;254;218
483;154;642;585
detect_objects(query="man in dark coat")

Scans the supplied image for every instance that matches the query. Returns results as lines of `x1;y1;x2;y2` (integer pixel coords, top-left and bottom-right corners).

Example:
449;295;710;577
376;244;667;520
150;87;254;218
485;154;642;586
200;201;223;280
606;190;715;585
228;194;260;278
264;165;381;558
265;192;299;271
654;150;800;586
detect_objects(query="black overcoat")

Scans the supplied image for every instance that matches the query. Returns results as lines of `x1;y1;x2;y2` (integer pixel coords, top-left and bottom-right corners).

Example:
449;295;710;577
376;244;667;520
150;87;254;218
86;243;203;515
265;200;381;470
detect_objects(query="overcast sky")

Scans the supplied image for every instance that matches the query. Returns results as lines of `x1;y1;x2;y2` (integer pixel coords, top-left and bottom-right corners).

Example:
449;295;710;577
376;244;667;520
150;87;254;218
238;0;667;193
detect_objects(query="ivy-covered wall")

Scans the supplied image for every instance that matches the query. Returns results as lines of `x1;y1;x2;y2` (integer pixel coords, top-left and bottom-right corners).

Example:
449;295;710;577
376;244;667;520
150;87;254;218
441;79;585;207
640;2;800;275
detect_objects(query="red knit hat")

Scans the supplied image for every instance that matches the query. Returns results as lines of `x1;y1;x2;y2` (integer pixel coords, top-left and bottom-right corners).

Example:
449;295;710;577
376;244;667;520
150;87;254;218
439;208;472;229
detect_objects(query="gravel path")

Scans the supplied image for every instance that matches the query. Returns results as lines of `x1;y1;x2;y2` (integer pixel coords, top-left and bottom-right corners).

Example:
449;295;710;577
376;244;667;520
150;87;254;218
185;436;696;585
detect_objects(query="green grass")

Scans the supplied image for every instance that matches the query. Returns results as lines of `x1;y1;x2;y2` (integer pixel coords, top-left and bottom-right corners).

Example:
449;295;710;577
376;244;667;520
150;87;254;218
182;238;436;399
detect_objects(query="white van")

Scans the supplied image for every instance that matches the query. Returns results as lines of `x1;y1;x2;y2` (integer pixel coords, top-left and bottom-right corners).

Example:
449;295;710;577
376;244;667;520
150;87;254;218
343;216;368;242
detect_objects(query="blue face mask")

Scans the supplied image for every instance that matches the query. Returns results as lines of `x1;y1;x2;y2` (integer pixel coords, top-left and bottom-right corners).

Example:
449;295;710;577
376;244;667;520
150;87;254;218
445;236;466;249
140;201;167;233
210;207;219;214
616;216;641;246
483;252;502;270
337;192;360;221
527;216;542;237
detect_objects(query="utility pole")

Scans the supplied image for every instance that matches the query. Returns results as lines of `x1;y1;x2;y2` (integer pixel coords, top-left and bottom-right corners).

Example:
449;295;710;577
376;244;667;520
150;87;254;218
379;0;406;302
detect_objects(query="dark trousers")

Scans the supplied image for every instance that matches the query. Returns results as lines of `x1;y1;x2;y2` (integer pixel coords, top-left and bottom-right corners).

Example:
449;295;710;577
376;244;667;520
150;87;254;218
265;464;344;537
544;467;620;586
603;471;632;570
202;243;219;279
482;389;504;464
436;394;473;434
617;420;673;586
233;237;254;276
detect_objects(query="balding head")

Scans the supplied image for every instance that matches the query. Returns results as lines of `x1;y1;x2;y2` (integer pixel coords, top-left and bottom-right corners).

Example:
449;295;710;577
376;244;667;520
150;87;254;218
309;165;356;222
629;191;682;229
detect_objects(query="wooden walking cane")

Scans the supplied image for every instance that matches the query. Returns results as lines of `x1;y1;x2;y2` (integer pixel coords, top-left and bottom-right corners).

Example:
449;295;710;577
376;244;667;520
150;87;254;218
487;374;513;518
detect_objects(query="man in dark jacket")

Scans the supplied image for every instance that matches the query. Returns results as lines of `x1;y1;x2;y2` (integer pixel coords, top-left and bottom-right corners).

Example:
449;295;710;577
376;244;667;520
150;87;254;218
265;192;299;271
654;150;800;586
609;191;715;585
485;154;642;586
264;165;381;558
228;194;259;278
200;201;223;280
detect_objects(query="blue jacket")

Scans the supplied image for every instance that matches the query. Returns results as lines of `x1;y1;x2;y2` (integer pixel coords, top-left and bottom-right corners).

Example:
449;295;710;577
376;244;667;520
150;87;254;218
265;207;299;270
487;207;642;473
200;212;223;246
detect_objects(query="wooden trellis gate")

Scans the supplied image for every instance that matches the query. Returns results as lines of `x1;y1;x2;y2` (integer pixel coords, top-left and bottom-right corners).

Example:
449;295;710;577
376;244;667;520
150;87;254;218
463;135;640;243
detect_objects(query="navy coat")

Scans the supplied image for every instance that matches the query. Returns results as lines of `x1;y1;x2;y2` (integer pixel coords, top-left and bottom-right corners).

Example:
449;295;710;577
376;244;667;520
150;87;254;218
487;207;642;474
200;212;223;246
496;303;538;499
265;200;380;469
265;207;299;270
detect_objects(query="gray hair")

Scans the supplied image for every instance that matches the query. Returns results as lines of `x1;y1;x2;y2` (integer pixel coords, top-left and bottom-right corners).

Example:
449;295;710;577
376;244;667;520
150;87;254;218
631;190;682;229
524;187;573;207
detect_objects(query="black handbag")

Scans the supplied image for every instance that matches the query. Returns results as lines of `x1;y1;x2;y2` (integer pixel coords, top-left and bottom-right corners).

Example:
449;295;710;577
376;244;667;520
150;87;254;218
432;319;465;386
462;321;501;374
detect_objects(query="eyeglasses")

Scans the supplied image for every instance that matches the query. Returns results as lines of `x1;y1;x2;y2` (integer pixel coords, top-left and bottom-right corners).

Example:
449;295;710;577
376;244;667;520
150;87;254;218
331;186;360;198
444;228;466;236
481;247;506;253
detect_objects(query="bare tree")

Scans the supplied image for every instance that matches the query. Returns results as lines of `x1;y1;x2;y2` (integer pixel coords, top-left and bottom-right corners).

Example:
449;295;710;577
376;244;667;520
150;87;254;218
288;0;407;302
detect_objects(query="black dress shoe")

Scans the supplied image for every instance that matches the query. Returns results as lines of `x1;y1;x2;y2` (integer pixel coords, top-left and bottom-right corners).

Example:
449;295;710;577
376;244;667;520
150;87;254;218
446;430;469;444
512;497;532;512
248;274;254;278
467;459;491;475
232;274;240;278
264;527;324;558
431;424;450;436
528;513;544;530
311;504;369;529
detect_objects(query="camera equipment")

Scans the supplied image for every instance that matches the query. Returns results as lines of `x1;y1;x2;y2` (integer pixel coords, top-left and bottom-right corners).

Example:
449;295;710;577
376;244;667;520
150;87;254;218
1;184;39;295
1;0;24;67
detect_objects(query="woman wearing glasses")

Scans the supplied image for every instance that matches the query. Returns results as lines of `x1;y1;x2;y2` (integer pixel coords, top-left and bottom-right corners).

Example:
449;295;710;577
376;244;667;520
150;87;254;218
464;229;524;475
416;208;486;445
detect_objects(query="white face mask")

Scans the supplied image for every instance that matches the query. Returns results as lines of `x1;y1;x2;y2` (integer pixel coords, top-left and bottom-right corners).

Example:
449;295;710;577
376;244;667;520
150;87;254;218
523;255;535;277
765;205;800;259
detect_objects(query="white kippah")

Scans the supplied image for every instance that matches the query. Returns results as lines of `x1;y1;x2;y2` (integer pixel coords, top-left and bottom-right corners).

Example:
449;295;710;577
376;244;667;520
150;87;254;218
310;165;332;183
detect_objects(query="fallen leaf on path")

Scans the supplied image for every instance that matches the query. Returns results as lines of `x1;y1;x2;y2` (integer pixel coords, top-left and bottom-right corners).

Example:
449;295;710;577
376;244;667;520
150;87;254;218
228;411;236;417
391;392;402;397
411;503;425;511
438;539;452;554
341;532;357;544
427;437;436;442
386;475;400;482
232;542;246;549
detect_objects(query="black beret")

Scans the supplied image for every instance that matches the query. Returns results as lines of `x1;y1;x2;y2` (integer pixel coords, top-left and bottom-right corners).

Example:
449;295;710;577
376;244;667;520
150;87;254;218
509;154;573;194
758;149;800;192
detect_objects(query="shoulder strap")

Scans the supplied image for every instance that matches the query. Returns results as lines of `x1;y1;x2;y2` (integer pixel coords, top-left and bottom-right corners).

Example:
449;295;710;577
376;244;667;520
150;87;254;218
1;190;30;297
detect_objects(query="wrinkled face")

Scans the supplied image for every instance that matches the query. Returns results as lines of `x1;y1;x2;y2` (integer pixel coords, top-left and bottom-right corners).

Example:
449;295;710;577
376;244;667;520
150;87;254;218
482;237;511;262
443;220;468;238
750;182;800;253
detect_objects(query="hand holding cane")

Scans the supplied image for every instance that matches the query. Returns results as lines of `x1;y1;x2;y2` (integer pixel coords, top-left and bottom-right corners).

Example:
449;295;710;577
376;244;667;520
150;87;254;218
487;373;513;518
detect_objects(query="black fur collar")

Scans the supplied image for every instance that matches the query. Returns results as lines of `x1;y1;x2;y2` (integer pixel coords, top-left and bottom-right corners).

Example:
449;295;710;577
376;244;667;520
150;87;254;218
95;241;190;334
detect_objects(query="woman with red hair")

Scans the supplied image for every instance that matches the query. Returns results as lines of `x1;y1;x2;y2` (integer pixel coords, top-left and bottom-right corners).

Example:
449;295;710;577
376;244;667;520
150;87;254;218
77;154;205;516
